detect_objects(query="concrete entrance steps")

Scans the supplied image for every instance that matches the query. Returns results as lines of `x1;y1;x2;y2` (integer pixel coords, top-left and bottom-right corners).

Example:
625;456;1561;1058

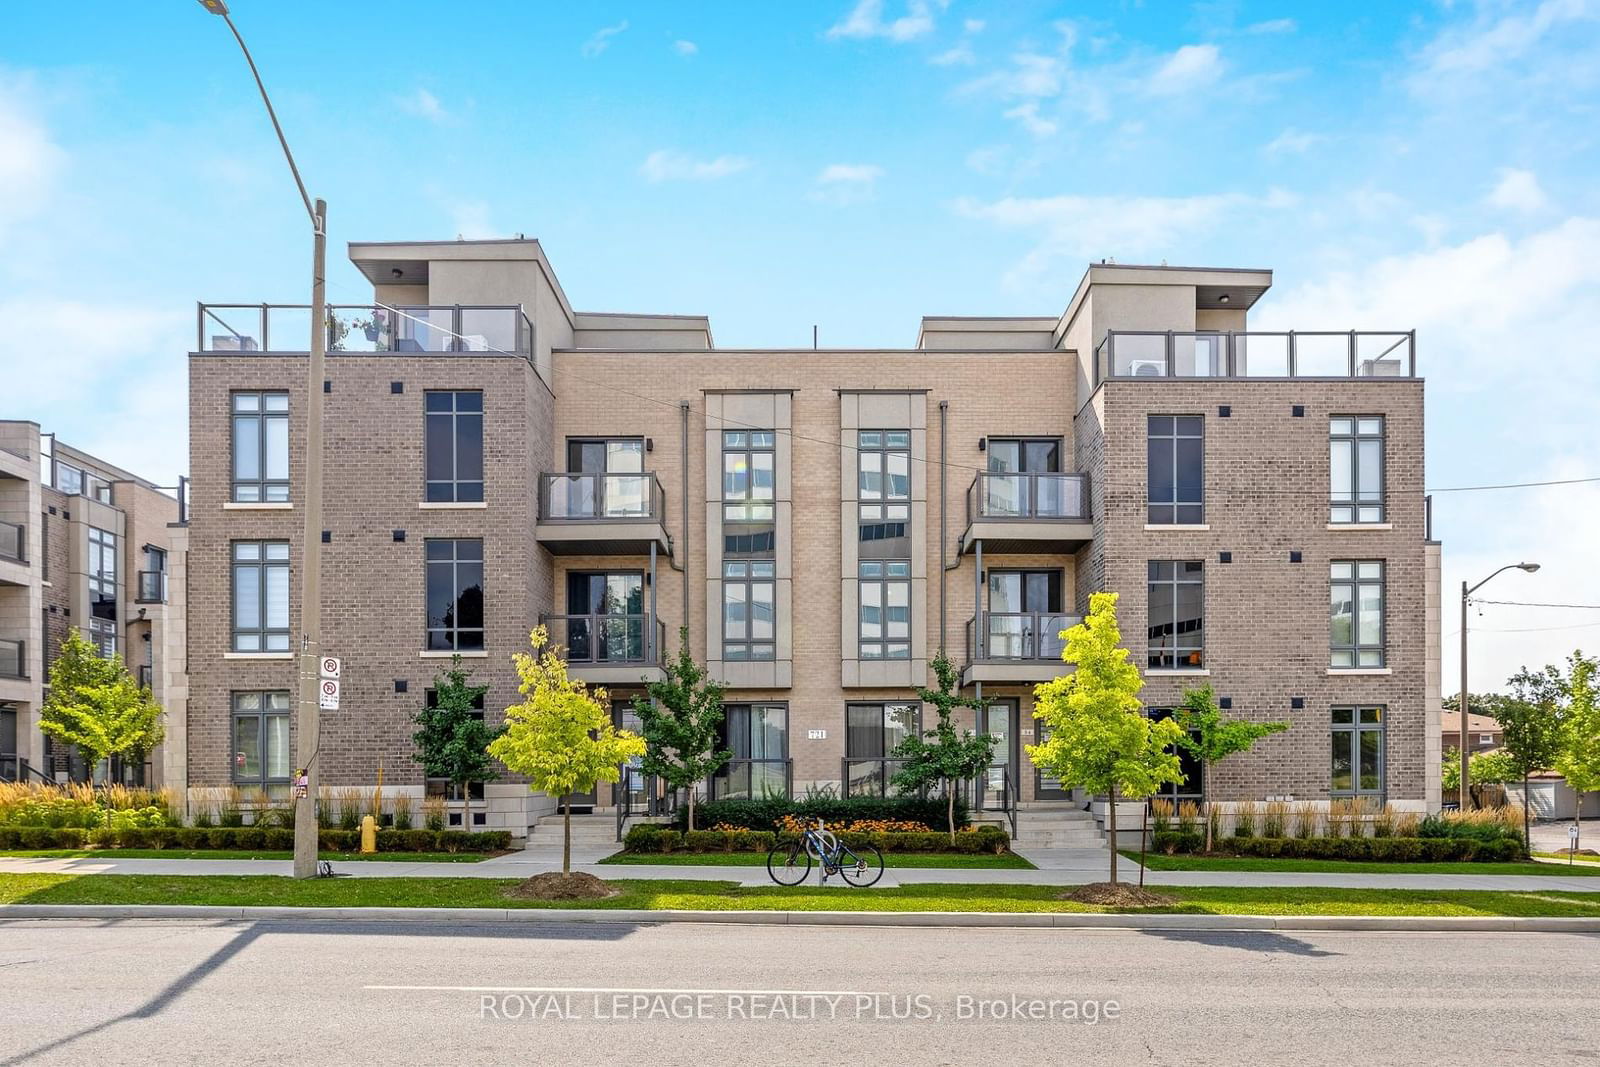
1013;806;1106;849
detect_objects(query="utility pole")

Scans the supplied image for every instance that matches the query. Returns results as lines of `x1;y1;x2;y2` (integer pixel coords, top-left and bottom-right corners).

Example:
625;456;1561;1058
1459;562;1541;812
199;0;326;877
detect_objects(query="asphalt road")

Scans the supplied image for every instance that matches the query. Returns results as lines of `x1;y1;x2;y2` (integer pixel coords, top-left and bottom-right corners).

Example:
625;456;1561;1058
1;919;1595;1066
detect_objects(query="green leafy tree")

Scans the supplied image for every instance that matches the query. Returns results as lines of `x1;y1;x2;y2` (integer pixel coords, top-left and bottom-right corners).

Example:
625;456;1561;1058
1444;747;1519;794
631;627;730;831
1554;652;1600;832
1502;662;1569;849
1173;685;1289;851
1027;592;1183;885
411;656;505;832
38;628;164;811
489;626;645;872
890;652;997;843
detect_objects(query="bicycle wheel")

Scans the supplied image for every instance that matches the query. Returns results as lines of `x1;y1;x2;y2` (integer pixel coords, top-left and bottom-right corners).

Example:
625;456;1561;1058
767;841;812;886
838;843;884;888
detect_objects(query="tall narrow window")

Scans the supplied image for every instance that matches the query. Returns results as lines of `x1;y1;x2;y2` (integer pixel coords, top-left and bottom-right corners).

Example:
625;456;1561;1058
424;391;484;503
232;691;292;795
138;545;167;603
1330;416;1384;523
1147;416;1204;524
859;560;910;659
88;526;117;657
425;539;484;651
1147;560;1204;669
232;392;289;502
1331;706;1384;797
845;702;920;796
723;561;776;660
232;541;290;652
857;430;910;522
722;430;775;521
713;703;789;798
1331;561;1384;667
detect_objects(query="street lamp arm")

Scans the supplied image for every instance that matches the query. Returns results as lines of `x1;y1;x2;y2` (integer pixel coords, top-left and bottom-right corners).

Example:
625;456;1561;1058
1465;562;1539;598
218;12;319;230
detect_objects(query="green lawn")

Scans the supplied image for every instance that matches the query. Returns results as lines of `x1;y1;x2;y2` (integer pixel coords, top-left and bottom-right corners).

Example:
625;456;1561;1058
598;851;1035;869
0;849;490;863
1;873;1598;917
1122;851;1600;876
1534;851;1600;865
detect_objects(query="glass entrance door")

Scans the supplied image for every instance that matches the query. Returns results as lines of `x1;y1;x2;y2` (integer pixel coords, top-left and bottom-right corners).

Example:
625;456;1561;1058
986;570;1063;659
1034;722;1070;799
564;572;645;662
612;701;656;812
976;700;1016;803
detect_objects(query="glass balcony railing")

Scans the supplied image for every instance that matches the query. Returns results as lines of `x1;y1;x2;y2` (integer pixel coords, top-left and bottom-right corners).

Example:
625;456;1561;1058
0;520;23;563
196;304;533;356
840;757;914;797
1094;331;1416;385
539;472;664;522
966;612;1082;663
966;472;1090;523
708;758;792;801
542;613;666;666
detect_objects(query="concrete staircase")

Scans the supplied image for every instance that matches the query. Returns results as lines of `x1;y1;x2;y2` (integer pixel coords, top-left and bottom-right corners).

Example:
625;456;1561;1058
1011;803;1106;850
522;811;625;861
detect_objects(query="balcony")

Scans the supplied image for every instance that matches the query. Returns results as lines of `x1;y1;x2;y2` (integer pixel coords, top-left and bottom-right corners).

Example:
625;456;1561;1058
135;570;167;604
961;471;1092;554
535;472;672;557
963;612;1080;686
195;304;533;358
0;638;24;681
1095;330;1416;386
542;613;667;686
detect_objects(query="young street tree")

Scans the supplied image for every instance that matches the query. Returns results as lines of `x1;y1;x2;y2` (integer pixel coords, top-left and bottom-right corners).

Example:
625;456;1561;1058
1502;662;1569;850
1554;652;1600;836
890;651;996;843
632;627;730;831
411;656;504;833
490;626;645;872
38;628;164;809
1173;685;1288;851
1028;592;1183;885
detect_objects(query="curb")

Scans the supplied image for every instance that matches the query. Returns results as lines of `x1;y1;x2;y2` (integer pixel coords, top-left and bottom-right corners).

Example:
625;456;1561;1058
2;904;1598;932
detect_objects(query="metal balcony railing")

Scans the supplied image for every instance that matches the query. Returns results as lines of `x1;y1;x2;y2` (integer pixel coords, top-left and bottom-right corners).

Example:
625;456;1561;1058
966;471;1090;523
1094;330;1416;386
0;638;24;680
196;304;534;357
538;472;664;522
955;763;1017;838
708;758;793;801
965;612;1082;663
541;613;666;667
0;520;22;563
841;757;914;798
135;570;167;604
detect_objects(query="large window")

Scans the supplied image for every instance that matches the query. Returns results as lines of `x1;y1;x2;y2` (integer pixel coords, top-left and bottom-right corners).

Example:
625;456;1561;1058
425;539;484;651
723;561;775;661
232;392;289;503
232;541;290;652
859;560;910;659
1147;708;1204;803
88;526;117;657
232;691;291;793
424;391;484;503
845;703;920;795
722;430;775;522
422;686;488;824
1331;560;1384;667
1330;416;1384;524
1147;560;1204;669
711;703;789;798
857;430;910;523
1147;415;1204;525
1331;706;1384;797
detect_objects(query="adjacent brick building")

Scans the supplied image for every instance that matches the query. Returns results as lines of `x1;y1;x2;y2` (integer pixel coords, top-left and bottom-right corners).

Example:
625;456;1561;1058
182;241;1442;836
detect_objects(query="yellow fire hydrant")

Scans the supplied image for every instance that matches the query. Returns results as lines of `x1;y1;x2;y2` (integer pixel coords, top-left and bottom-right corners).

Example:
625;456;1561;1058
360;814;377;854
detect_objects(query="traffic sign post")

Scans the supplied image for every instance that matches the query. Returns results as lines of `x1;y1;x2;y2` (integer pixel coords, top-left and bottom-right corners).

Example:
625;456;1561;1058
320;656;340;680
319;677;340;711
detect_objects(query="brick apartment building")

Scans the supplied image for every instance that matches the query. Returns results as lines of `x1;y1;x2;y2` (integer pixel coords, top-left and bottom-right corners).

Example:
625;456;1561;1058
182;239;1442;837
0;422;188;786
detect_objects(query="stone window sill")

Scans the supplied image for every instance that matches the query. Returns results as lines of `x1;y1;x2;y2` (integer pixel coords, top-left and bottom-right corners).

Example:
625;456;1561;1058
1144;668;1211;676
223;652;294;660
1326;523;1393;531
419;650;489;659
1326;667;1393;675
224;502;293;511
1144;523;1210;531
418;501;489;510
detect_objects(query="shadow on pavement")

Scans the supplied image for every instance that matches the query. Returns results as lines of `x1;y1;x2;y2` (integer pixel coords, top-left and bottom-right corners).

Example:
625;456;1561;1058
1139;929;1342;958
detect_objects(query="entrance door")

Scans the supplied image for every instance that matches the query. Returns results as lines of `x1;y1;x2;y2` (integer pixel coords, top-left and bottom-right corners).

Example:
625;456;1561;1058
564;572;645;663
567;438;646;517
612;701;656;812
0;705;15;780
1034;722;1071;800
976;700;1017;805
986;570;1063;659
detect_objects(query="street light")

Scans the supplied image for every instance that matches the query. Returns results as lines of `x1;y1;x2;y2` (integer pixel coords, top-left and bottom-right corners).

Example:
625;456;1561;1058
1459;562;1540;810
199;0;327;879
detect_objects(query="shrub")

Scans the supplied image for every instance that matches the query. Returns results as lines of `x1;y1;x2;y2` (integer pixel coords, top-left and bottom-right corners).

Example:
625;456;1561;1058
423;796;446;832
336;788;363;831
1373;803;1396;839
679;795;970;833
1176;801;1199;837
218;788;244;828
1153;830;1203;855
1263;802;1288;839
1232;802;1257;839
628;823;1008;855
1292;802;1318;839
1149;798;1173;835
192;806;214;829
392;795;414;832
1203;835;1523;863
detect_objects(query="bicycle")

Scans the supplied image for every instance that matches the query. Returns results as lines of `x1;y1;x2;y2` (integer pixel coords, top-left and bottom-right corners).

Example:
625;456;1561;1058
766;818;884;887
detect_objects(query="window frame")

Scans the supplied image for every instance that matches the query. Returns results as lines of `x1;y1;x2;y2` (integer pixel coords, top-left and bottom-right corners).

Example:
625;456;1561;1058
722;560;776;661
858;559;911;660
1330;705;1385;798
88;526;118;656
1146;415;1205;525
231;690;292;793
721;429;776;522
856;429;911;523
1146;559;1205;669
1146;708;1204;804
425;538;486;652
231;540;291;653
1329;415;1384;524
231;391;290;503
1330;560;1385;668
423;390;485;503
844;702;922;797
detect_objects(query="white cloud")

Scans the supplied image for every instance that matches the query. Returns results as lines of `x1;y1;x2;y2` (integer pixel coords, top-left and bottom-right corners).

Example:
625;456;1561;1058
673;39;698;56
1148;43;1225;96
1487;168;1549;213
0;78;64;240
827;0;941;42
1245;18;1297;35
1419;0;1592;78
931;43;974;66
963;18;986;34
640;150;753;182
958;51;1064;98
817;163;884;184
964;146;1006;175
581;20;628;58
1003;101;1057;138
1263;127;1324;156
811;163;884;205
397;88;448;123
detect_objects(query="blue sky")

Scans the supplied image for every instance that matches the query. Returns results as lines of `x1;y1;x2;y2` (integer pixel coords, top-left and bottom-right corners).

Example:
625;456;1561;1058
2;1;1599;690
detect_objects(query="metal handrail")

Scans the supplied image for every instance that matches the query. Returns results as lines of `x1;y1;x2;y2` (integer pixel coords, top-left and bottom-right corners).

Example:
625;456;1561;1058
0;755;54;785
1094;329;1418;386
0;638;24;680
135;570;167;604
540;613;665;666
965;612;1081;663
538;471;664;522
0;520;23;563
707;758;792;801
196;303;534;356
966;471;1090;523
955;763;1017;839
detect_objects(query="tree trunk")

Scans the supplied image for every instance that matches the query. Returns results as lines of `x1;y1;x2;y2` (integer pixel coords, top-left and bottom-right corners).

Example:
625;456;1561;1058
687;784;696;833
948;786;956;845
1202;766;1213;853
1138;799;1149;888
460;784;471;837
1107;783;1119;885
563;796;572;874
1523;772;1532;856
